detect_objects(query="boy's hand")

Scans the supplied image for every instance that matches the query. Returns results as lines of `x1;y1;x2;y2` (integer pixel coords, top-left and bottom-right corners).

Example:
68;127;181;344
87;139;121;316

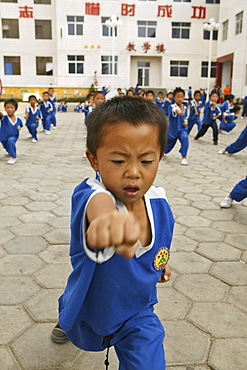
86;211;140;259
158;264;171;283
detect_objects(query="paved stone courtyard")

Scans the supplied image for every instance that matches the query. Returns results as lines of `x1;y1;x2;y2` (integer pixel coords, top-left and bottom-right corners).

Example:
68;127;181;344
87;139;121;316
0;103;246;370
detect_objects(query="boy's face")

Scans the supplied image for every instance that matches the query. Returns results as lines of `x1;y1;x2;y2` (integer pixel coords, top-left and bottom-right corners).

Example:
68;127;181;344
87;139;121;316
94;94;105;106
29;97;37;106
174;92;184;105
5;103;16;116
158;93;163;98
194;93;201;101
146;93;154;102
87;122;162;209
43;93;49;101
167;94;173;100
48;88;54;96
210;93;218;103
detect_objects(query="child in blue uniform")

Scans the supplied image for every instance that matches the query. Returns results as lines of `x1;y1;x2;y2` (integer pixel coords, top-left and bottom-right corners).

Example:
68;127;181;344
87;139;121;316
194;92;221;145
220;176;247;208
164;87;189;165
155;91;165;109
58;100;68;112
163;92;173;116
0;99;23;164
219;94;234;115
74;101;83;112
51;96;174;370
40;91;53;134
187;90;203;135
24;95;42;142
48;88;57;129
219;106;240;134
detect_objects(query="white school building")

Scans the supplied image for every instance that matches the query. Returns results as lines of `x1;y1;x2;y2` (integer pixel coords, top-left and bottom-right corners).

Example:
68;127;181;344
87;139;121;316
0;0;246;99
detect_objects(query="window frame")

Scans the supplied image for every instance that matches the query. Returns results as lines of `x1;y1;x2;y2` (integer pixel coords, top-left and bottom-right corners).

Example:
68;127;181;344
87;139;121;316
173;0;191;2
35;19;52;39
2;18;19;38
67;16;84;36
205;0;220;4
203;29;218;40
101;17;118;37
201;61;217;78
170;60;189;77
101;55;118;75
33;0;51;4
67;55;84;74
137;20;156;38
172;22;190;39
36;56;53;75
4;56;21;75
235;11;243;35
222;20;228;41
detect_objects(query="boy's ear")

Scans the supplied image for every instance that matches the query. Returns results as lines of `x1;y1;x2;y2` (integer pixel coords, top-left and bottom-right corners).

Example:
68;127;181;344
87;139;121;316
86;150;99;172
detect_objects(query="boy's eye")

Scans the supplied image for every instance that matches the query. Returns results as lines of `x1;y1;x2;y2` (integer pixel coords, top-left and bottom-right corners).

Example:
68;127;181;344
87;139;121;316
112;160;125;164
142;160;153;164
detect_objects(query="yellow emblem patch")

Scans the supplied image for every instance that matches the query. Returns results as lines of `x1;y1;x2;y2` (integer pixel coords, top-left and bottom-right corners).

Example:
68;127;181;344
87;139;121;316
154;247;169;271
17;125;21;130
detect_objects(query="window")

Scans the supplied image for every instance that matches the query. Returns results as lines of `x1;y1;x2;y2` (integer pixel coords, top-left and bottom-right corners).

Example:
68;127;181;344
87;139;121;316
222;20;228;41
174;0;191;2
67;16;84;36
137;21;156;37
170;61;189;77
36;57;53;75
4;56;21;75
205;0;220;3
101;56;118;74
68;55;84;74
34;0;51;4
201;61;216;78
101;17;117;36
2;19;19;38
1;0;18;2
172;22;190;39
203;29;218;40
235;11;243;35
35;20;52;39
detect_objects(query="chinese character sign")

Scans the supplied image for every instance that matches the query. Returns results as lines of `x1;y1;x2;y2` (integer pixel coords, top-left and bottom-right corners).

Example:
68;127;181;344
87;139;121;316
191;6;206;19
85;3;100;16
155;43;166;53
19;6;33;18
121;4;135;16
157;5;172;18
126;42;136;51
142;42;151;54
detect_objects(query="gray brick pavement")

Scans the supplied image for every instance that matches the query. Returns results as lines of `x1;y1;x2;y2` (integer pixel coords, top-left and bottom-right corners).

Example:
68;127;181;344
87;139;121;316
0;103;246;369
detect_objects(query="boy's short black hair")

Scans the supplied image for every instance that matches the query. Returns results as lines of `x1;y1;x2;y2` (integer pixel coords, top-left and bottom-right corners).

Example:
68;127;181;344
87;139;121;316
4;99;18;110
94;91;105;98
194;90;201;97
233;105;240;113
227;94;235;101
173;87;185;97
146;90;155;97
42;91;49;96
86;96;168;156
209;92;218;98
28;95;37;101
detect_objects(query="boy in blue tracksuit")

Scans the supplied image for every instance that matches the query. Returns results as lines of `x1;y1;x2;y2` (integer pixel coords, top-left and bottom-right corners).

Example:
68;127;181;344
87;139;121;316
74;101;83;112
0;99;23;164
51;96;174;370
24;95;42;142
48;88;57;129
187;90;203;135
219;94;234;115
194;92;221;144
57;100;68;112
40;91;53;134
219;106;240;134
165;87;189;165
163;92;173;116
155;91;165;110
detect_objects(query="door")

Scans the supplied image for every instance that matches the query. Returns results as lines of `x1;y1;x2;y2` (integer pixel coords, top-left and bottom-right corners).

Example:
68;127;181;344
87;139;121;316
137;61;150;87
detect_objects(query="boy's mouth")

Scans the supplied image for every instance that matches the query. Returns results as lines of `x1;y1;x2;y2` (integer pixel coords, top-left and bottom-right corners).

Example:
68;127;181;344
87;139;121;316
123;185;140;197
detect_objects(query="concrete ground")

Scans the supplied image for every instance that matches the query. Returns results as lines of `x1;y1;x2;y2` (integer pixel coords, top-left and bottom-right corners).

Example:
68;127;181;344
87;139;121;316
0;103;246;370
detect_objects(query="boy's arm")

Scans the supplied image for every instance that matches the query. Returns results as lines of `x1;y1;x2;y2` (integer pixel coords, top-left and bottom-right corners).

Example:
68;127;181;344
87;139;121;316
86;193;140;259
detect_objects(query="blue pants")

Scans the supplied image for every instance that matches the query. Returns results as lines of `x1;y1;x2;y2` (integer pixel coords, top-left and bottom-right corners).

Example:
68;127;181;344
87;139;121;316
219;121;236;133
42;115;52;131
51;108;57;127
26;123;38;140
165;129;189;157
1;136;18;158
226;126;247;153
196;120;218;142
64;307;166;370
230;176;247;202
187;116;202;135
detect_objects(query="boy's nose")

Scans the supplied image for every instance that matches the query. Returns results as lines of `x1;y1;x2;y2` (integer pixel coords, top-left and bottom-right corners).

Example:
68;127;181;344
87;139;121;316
125;163;140;178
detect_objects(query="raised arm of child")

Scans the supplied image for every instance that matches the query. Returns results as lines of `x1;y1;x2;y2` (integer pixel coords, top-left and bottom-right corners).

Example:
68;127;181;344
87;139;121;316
86;193;140;259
